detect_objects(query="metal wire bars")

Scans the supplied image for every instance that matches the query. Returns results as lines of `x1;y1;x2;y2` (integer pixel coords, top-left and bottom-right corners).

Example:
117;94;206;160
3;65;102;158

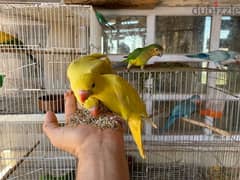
0;3;240;180
0;3;99;180
119;68;240;180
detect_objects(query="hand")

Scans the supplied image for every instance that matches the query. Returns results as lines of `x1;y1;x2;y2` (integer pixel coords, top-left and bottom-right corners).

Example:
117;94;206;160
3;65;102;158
43;90;129;180
43;90;125;157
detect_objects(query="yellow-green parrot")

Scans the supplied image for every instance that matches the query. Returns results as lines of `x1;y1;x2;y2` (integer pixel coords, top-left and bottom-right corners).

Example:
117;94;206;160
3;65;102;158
0;31;35;62
71;73;157;159
67;53;114;105
124;44;164;70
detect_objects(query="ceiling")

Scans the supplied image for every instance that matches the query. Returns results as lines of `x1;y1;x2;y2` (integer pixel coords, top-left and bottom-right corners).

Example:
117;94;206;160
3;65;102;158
0;0;240;8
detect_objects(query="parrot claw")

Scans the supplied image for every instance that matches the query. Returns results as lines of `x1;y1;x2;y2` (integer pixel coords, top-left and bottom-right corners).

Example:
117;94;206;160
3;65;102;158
89;106;100;117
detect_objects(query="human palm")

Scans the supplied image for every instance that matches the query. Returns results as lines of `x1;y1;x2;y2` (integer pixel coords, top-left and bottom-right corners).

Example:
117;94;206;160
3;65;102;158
43;90;125;158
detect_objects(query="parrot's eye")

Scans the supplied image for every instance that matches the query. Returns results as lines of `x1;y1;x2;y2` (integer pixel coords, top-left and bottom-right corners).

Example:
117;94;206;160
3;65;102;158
91;83;95;88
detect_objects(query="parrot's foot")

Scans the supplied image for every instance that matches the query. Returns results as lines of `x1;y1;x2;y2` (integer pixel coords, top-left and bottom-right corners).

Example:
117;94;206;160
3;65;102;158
127;63;132;72
64;90;77;123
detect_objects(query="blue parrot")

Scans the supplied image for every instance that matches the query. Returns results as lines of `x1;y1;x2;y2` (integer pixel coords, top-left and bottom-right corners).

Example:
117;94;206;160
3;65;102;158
163;95;201;131
186;50;239;64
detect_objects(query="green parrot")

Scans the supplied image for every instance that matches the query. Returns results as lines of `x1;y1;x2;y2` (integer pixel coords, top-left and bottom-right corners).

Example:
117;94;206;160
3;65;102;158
0;31;35;62
95;11;114;30
123;44;164;70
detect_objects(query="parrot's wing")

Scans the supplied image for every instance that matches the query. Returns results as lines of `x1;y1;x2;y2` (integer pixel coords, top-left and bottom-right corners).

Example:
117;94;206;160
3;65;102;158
164;96;198;131
163;114;180;130
123;48;143;62
208;50;231;62
177;101;197;118
163;102;188;130
111;76;148;118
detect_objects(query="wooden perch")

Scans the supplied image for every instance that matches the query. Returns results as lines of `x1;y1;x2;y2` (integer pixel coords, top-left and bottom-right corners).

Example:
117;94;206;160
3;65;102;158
181;118;231;136
2;140;40;180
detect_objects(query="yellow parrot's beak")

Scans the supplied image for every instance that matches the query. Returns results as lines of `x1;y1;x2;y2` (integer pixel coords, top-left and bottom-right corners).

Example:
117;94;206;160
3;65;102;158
79;90;91;103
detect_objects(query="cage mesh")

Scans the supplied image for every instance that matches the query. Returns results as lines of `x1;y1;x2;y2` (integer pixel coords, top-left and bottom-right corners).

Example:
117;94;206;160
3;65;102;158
0;3;240;180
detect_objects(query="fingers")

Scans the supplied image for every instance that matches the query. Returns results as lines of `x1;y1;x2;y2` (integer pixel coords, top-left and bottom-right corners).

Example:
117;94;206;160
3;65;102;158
43;111;64;148
64;90;77;123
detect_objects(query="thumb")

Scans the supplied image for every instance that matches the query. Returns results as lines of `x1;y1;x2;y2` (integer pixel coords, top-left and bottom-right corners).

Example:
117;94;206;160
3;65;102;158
43;111;63;147
43;111;59;132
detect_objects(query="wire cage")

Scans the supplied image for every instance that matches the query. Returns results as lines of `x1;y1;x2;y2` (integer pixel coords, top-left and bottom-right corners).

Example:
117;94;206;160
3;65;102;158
120;67;240;180
0;3;101;180
1;3;240;180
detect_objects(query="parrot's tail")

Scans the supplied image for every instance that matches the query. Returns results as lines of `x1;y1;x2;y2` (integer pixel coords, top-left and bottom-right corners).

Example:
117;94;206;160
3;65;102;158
112;61;128;69
186;53;209;59
128;115;145;159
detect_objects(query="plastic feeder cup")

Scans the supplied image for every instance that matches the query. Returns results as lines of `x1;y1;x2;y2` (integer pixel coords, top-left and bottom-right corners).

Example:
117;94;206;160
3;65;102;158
200;109;223;119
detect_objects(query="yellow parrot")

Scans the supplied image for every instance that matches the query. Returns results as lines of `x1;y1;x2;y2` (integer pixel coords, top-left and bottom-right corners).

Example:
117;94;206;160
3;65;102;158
71;73;157;159
0;31;23;46
67;53;114;104
0;31;35;62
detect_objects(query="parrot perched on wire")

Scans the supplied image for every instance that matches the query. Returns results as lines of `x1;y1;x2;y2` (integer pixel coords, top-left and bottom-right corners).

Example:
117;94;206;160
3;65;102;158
163;95;201;131
70;73;157;159
67;53;115;105
123;44;164;70
0;31;35;62
95;11;114;30
186;50;240;67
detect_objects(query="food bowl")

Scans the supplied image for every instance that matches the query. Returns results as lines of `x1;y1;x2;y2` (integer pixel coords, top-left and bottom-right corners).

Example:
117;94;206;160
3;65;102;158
38;94;64;113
